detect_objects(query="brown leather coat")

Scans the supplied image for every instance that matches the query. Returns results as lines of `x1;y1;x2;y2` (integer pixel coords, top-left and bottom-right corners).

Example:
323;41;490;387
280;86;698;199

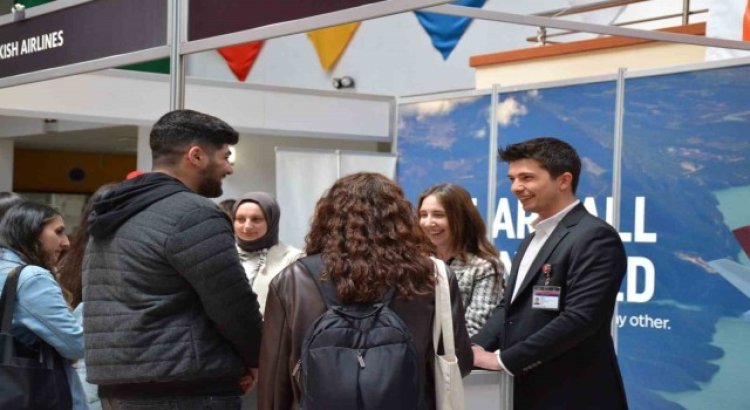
258;259;474;410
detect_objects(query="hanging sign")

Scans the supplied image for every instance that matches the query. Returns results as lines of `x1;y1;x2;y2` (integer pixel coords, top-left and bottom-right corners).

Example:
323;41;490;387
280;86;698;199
0;0;167;79
188;0;448;41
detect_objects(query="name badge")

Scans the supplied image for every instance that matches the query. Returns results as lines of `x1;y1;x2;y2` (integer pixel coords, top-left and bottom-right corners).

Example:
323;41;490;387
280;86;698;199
532;286;561;310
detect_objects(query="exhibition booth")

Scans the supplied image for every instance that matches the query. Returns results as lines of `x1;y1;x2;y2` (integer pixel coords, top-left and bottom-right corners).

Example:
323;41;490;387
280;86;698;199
398;56;750;409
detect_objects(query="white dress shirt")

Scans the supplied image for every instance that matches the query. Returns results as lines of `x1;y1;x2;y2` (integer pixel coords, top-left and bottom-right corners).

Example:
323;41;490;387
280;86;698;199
497;199;580;373
511;200;581;303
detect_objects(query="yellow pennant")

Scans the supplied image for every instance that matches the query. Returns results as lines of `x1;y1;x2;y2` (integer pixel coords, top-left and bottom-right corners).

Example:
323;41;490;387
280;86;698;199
307;22;361;70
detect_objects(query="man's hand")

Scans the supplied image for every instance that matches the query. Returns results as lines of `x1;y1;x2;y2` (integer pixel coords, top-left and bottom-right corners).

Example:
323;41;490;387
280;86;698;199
472;345;504;371
240;368;259;392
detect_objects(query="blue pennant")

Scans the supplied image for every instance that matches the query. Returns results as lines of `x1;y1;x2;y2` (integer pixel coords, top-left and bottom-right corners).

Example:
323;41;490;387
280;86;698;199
414;0;486;60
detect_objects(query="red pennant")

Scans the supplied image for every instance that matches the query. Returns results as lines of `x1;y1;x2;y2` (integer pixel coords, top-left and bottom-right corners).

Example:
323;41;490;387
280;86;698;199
217;41;264;82
744;0;750;41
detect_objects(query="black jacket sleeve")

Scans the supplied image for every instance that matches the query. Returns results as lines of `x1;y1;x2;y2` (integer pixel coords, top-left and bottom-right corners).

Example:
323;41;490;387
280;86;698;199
166;206;263;367
471;303;506;352
500;224;626;374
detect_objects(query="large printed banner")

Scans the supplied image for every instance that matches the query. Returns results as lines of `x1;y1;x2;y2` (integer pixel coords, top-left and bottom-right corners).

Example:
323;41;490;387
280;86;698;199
618;65;750;410
492;82;617;271
397;94;492;218
396;64;750;410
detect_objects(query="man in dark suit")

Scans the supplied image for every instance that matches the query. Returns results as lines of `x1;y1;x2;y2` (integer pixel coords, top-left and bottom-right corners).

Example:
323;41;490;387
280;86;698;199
472;137;628;409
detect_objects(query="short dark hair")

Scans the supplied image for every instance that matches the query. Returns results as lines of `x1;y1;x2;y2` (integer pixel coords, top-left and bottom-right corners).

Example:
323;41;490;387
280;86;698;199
0;201;61;271
498;137;581;194
150;109;239;166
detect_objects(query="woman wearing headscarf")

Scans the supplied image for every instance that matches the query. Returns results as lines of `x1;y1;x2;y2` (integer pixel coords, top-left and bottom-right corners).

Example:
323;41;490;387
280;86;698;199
232;192;304;314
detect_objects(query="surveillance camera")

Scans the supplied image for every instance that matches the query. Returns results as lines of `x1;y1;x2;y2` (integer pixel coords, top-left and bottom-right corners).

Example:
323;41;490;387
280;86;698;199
332;76;355;89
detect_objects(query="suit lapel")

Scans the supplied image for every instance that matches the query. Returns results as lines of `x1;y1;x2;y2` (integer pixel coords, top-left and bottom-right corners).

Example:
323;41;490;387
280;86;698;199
511;228;569;306
510;203;588;306
504;233;534;310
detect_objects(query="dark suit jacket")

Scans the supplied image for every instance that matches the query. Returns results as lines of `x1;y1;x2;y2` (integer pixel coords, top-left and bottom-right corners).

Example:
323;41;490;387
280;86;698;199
473;203;628;410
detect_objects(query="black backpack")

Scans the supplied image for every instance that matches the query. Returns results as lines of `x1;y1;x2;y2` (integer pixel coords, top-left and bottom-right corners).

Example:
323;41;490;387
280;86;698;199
296;255;424;410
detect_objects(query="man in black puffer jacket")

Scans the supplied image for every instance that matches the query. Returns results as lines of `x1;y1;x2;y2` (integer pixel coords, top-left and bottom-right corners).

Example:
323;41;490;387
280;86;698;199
82;110;263;410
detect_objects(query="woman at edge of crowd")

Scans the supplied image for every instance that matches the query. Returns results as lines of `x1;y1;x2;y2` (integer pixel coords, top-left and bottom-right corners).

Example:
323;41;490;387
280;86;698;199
232;191;304;315
258;172;473;410
57;184;116;410
0;201;87;409
418;183;505;337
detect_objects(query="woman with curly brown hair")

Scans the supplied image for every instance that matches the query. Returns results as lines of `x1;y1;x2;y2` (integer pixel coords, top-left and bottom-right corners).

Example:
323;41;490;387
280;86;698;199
258;172;473;410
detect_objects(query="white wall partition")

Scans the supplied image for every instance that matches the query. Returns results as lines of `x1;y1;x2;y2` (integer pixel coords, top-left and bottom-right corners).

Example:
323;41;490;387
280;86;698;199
275;149;339;250
339;150;397;179
276;148;397;249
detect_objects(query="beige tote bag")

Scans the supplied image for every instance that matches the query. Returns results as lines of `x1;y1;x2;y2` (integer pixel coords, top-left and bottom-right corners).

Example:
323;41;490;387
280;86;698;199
432;258;465;410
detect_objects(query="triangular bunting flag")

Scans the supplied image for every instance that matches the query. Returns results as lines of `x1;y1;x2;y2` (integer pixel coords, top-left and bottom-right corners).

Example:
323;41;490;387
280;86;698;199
217;41;264;82
414;0;486;60
744;0;750;40
307;22;361;70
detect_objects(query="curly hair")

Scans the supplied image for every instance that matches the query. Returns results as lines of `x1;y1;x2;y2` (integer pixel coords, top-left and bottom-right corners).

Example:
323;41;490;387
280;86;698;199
305;172;435;303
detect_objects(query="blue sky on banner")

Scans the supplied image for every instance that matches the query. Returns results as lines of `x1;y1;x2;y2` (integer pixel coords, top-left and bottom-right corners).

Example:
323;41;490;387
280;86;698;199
397;94;492;218
398;64;750;409
492;81;617;281
414;0;486;60
618;64;750;410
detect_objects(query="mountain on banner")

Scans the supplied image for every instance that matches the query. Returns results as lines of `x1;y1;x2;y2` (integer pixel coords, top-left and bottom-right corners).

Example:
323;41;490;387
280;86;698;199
414;0;486;60
217;42;264;82
308;22;361;70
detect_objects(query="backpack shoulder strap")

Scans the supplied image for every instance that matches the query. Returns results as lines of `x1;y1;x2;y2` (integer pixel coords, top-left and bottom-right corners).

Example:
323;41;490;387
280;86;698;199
298;254;340;308
0;265;25;333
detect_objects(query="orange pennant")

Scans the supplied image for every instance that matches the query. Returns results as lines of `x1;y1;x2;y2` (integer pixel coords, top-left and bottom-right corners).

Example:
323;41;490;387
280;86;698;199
744;0;750;40
218;41;264;82
307;22;360;70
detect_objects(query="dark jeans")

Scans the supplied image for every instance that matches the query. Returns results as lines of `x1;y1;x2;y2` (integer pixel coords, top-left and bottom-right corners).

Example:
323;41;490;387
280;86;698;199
101;396;242;410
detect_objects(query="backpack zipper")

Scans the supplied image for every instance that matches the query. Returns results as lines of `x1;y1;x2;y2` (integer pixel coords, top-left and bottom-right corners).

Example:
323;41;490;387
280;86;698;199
357;350;366;368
